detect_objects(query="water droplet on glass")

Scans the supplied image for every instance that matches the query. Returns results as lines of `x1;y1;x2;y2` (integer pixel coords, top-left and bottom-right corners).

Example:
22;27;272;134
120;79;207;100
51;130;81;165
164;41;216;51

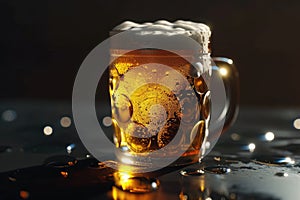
180;168;205;176
120;146;129;152
114;94;133;123
194;76;208;95
205;141;211;150
43;125;53;136
1;109;17;122
190;120;205;150
201;91;211;120
60;116;72;128
180;94;200;124
44;155;77;168
204;166;231;174
274;172;288;177
66;143;76;154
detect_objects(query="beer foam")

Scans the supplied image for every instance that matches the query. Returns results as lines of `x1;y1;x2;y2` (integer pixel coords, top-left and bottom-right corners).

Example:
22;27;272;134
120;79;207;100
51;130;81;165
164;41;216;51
112;20;211;53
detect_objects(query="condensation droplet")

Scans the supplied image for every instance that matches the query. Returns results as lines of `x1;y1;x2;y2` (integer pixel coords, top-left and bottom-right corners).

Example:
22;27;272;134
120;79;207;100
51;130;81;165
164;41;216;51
190;120;205;150
205;140;211;150
201;91;211;121
194;76;208;95
181;95;200;124
114;94;133;123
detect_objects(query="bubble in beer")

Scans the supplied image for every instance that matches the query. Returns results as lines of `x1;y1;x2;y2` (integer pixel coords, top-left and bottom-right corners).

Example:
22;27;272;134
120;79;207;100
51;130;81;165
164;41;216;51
157;116;181;148
160;69;186;94
125;122;151;153
130;83;180;126
147;104;168;136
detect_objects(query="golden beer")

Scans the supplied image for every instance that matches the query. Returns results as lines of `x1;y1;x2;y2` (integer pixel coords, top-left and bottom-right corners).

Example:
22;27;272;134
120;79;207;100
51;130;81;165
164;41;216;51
109;48;210;164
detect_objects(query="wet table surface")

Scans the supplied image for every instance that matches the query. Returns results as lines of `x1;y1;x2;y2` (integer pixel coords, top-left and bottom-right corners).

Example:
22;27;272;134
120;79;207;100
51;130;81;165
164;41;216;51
1;101;300;200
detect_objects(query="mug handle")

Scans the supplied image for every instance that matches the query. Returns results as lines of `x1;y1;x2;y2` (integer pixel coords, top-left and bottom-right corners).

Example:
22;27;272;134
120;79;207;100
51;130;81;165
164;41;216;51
212;57;239;132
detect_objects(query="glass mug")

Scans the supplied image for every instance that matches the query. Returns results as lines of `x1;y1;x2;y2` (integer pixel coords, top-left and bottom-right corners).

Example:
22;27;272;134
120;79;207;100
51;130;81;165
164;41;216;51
108;20;239;169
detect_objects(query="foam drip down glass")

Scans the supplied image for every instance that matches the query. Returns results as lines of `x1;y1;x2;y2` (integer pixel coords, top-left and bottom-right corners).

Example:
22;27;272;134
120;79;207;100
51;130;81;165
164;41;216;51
109;20;239;171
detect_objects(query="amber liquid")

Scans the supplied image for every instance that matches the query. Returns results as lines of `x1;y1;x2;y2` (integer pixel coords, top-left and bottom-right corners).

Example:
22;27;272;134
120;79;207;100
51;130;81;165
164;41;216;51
109;49;210;165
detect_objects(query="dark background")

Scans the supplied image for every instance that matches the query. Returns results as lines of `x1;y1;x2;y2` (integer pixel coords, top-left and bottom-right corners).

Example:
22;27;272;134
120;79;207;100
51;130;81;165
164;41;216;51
1;0;300;106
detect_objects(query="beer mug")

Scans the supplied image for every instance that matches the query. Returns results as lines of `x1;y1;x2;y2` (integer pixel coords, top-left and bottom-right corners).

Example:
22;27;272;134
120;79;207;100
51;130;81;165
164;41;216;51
108;20;239;170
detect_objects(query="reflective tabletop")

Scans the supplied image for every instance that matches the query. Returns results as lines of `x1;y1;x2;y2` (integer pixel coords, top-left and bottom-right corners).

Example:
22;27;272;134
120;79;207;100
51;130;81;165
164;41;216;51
1;101;300;200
